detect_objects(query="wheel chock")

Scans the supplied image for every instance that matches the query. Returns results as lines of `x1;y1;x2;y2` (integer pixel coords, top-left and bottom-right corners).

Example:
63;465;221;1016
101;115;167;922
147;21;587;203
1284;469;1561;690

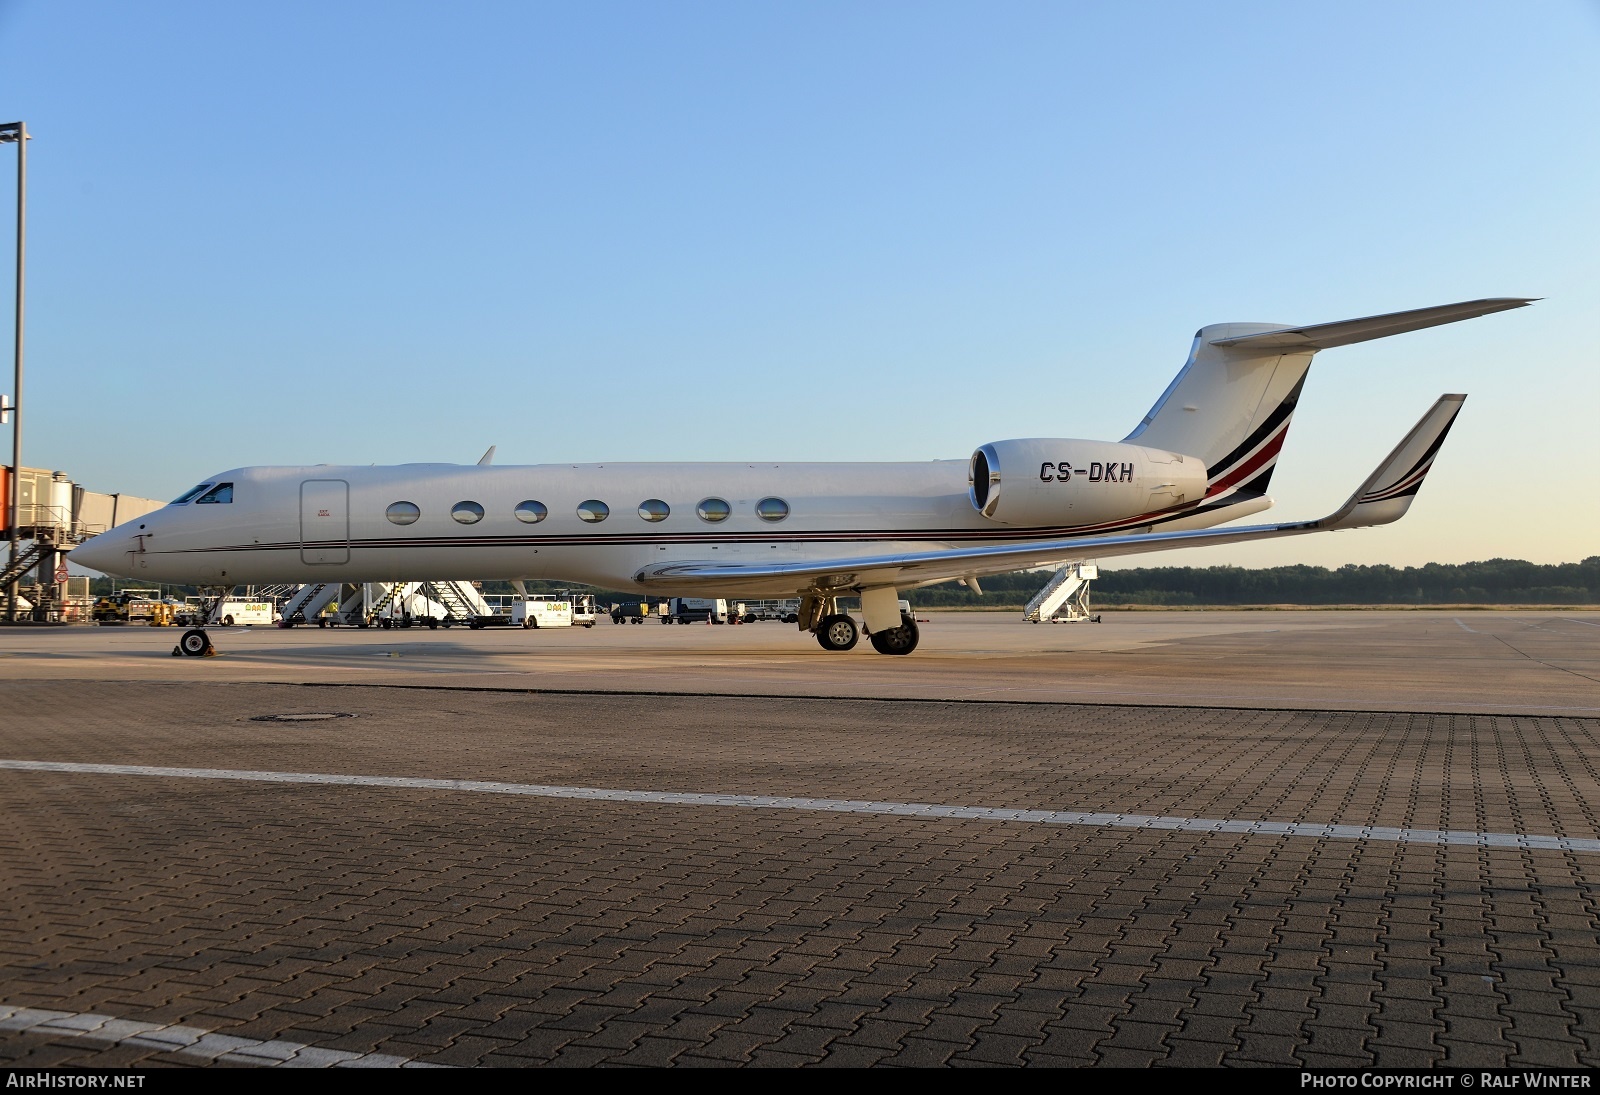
171;645;183;657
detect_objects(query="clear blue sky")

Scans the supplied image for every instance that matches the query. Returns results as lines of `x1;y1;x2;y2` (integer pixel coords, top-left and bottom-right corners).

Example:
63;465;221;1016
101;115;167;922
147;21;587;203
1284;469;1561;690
1;1;1595;567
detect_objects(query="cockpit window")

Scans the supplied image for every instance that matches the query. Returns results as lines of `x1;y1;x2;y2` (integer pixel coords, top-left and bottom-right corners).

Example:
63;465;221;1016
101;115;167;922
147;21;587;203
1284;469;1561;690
194;483;234;504
172;483;214;504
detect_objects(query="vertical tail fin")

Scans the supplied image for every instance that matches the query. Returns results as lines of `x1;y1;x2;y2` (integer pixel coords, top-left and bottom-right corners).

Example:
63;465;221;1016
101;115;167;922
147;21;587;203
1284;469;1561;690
1125;298;1531;507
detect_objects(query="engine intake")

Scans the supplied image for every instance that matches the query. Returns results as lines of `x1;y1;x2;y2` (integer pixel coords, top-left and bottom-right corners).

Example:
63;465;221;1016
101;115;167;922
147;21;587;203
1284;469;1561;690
968;438;1206;527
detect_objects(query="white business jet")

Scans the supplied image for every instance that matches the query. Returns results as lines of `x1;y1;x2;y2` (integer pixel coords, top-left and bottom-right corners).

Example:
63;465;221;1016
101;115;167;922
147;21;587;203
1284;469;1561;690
72;298;1531;656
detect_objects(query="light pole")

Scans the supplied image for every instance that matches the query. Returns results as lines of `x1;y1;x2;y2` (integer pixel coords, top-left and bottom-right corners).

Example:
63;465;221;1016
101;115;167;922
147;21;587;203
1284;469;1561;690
0;122;26;623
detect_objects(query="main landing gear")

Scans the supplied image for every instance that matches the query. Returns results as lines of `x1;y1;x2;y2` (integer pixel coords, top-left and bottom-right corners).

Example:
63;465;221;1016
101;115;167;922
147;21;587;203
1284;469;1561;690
815;614;859;651
868;613;920;656
811;607;920;656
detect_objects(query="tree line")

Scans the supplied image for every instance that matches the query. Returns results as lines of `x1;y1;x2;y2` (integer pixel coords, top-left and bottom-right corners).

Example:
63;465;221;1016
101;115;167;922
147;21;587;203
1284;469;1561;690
89;557;1599;607
911;558;1600;607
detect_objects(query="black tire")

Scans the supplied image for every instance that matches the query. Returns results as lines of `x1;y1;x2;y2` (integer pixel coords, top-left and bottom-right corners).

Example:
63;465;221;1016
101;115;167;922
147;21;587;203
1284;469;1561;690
179;629;211;657
318;618;327;628
815;614;859;652
426;617;438;629
868;613;920;656
784;613;799;624
222;615;235;626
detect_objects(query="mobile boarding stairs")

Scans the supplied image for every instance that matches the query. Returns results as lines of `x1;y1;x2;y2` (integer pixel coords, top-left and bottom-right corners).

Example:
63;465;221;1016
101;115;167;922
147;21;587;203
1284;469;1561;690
1023;564;1101;624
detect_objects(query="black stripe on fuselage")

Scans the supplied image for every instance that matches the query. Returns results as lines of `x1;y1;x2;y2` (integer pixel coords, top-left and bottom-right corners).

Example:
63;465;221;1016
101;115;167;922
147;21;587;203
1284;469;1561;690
178;493;1273;557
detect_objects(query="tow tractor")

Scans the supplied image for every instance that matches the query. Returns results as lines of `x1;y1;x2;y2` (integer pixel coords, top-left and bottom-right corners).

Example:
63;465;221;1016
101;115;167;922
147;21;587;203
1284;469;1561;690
93;588;175;626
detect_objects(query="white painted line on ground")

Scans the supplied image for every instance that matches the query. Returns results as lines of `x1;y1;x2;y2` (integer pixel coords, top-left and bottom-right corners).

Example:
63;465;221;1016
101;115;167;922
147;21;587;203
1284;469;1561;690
3;758;1598;854
1454;618;1478;633
0;1004;447;1067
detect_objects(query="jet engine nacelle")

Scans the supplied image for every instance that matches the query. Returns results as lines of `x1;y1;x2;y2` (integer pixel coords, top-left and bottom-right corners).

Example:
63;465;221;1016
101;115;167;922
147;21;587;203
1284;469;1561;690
968;439;1208;527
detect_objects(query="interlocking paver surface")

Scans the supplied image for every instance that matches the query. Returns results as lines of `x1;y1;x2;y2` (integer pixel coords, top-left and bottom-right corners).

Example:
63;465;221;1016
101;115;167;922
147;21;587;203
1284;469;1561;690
0;681;1596;1066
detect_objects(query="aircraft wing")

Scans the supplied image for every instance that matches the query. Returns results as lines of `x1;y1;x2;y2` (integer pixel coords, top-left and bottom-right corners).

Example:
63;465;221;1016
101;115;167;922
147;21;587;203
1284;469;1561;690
635;395;1466;595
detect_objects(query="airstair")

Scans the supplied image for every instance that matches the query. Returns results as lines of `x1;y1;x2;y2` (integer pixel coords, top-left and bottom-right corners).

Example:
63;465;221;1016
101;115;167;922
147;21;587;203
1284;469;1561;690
0;543;49;594
281;582;341;625
1023;564;1101;624
427;580;492;624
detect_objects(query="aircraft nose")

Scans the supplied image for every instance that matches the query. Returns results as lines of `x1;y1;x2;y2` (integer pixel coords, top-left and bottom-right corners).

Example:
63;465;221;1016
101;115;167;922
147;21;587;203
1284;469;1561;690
70;532;126;575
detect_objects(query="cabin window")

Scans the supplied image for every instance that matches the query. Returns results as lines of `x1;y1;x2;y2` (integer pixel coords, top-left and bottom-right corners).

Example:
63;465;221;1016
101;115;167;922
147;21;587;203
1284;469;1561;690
638;499;669;522
577;500;609;523
451;500;485;524
696;497;731;523
194;483;234;504
755;497;789;522
172;483;213;504
514;500;548;524
386;501;421;525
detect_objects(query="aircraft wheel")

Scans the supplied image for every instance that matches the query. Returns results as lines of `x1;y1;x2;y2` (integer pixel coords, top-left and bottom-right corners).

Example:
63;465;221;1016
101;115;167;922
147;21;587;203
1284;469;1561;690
815;614;859;652
179;628;212;657
868;613;920;656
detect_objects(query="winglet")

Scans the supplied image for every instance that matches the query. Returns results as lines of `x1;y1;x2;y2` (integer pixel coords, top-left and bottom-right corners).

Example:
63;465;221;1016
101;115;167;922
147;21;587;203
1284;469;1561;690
477;445;497;467
1322;395;1466;530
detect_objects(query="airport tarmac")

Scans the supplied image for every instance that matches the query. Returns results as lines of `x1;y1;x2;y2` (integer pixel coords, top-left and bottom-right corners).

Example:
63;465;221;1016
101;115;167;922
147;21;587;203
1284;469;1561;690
0;609;1598;1067
0;609;1596;715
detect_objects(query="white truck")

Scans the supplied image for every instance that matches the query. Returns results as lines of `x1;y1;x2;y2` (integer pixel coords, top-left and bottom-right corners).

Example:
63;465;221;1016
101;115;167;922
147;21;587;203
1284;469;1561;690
557;591;598;627
665;597;728;624
185;597;277;626
513;597;574;629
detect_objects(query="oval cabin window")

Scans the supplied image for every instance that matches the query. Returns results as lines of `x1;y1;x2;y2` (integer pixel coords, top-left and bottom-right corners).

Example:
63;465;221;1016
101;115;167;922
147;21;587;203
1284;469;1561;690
386;501;421;525
451;501;485;524
696;497;731;523
514;500;548;524
577;500;610;523
638;499;669;522
755;497;789;522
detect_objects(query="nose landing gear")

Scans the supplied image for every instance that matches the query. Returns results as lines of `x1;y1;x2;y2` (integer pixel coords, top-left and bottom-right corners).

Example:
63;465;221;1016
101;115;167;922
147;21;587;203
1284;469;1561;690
173;628;217;657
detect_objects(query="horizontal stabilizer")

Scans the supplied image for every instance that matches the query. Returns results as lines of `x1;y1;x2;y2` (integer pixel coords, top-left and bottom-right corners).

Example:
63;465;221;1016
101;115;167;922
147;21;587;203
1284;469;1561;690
1208;298;1535;351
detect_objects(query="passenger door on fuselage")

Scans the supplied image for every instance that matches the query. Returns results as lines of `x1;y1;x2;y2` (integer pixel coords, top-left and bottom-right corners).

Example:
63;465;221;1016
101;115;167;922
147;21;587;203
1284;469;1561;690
300;479;351;565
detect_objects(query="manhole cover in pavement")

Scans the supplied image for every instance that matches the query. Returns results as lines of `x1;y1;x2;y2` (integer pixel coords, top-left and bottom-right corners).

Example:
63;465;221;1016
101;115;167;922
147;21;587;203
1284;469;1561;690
249;713;357;723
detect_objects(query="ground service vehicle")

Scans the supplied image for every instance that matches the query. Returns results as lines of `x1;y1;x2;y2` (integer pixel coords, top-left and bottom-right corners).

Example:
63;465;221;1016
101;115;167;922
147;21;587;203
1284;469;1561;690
93;589;167;625
740;599;802;623
513;597;573;628
666;597;727;624
557;592;598;627
210;599;275;626
612;601;650;624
